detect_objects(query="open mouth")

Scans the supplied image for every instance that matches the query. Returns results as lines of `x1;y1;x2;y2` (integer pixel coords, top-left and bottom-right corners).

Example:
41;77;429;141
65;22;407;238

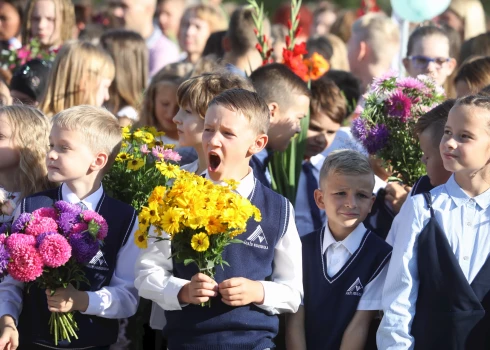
208;152;222;172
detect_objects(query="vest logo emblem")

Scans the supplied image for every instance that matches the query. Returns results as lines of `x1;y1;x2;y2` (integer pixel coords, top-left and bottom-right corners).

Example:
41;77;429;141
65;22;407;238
244;225;269;250
346;277;363;296
87;250;109;271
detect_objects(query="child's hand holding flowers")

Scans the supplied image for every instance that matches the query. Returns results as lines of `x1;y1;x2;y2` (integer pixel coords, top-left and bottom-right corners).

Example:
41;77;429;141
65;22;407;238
46;284;89;313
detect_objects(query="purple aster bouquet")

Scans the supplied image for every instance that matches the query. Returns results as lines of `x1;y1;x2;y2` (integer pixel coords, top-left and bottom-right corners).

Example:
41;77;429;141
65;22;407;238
0;201;108;346
352;73;445;185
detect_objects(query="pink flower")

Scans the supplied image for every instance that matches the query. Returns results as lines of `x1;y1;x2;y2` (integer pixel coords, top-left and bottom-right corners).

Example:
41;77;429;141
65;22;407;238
32;207;57;220
39;234;71;268
385;90;412;122
5;233;36;253
396;77;426;91
1;199;15;216
7;245;43;282
25;216;58;237
140;144;150;154
81;211;108;240
0;234;7;245
152;146;182;162
71;222;88;235
17;47;30;60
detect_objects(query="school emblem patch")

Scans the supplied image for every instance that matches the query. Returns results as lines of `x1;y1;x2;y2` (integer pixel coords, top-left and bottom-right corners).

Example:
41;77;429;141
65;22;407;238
244;225;269;249
346;277;363;296
87;250;109;271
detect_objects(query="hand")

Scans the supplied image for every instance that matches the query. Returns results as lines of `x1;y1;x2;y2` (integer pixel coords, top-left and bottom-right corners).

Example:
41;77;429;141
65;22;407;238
0;315;18;350
384;182;411;214
178;273;218;305
46;284;89;313
219;278;264;307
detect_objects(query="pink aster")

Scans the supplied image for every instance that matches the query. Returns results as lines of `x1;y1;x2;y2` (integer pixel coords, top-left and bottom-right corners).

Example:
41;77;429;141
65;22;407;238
370;70;397;93
7;245;43;282
81;210;108;240
140;144;150;154
396;77;426;91
71;222;89;235
5;233;36;253
162;149;182;162
39;234;71;268
32;207;57;220
0;234;6;245
24;216;58;237
385;90;412;122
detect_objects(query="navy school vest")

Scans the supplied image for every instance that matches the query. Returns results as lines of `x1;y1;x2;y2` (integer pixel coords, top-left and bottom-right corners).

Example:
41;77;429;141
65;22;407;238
17;187;137;349
411;192;490;350
301;227;392;350
164;179;290;350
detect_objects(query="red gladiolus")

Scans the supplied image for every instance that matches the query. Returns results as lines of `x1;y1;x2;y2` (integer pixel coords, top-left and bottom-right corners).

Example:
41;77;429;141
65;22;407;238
287;19;292;30
254;28;259;35
295;26;303;38
283;48;309;81
292;42;307;56
285;35;291;48
255;43;263;53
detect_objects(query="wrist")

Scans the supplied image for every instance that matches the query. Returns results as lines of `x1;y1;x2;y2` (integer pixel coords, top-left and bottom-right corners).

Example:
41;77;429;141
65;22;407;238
0;314;16;327
177;283;190;304
73;291;89;312
253;281;265;305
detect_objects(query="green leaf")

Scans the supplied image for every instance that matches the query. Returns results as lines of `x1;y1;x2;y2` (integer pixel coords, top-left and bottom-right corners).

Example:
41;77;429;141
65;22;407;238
183;259;195;266
229;239;243;244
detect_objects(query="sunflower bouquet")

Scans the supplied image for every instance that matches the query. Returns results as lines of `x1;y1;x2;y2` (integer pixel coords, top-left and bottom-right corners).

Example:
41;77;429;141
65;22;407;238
103;126;181;212
135;170;261;306
351;73;445;185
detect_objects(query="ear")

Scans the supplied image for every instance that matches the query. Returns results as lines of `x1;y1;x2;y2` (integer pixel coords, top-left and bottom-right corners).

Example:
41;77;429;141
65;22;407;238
89;152;109;172
313;188;326;210
368;194;376;213
402;57;410;71
357;41;367;61
446;58;457;75
248;133;268;155
268;102;279;119
222;35;231;52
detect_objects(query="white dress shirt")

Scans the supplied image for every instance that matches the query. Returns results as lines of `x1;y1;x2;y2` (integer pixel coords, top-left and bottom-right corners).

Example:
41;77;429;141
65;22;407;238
322;221;388;310
135;168;303;317
377;175;490;349
0;183;140;323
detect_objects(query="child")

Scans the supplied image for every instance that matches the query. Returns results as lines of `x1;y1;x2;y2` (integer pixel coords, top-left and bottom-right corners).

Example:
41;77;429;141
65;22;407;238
135;88;303;349
295;76;347;236
22;0;75;49
10;58;52;106
178;3;228;64
455;56;490;97
173;72;254;174
287;149;392;350
39;41;115;117
378;95;490;349
100;29;149;127
0;105;140;349
156;0;186;42
249;63;311;187
0;105;52;223
403;25;457;90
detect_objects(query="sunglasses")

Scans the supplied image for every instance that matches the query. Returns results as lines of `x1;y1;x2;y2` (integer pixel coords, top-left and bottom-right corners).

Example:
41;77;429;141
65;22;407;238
406;55;450;69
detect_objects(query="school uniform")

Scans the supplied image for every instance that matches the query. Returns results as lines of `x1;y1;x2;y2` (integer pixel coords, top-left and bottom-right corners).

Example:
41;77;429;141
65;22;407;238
378;175;490;349
250;149;272;188
135;168;303;350
0;183;140;349
301;221;392;350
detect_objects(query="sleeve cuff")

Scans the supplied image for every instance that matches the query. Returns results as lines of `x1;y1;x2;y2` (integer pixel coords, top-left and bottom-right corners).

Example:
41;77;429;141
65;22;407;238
160;277;190;310
80;291;104;315
0;304;20;325
253;281;275;314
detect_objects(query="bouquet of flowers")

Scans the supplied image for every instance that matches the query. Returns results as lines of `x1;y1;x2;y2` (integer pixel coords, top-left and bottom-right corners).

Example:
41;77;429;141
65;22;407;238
0;38;59;71
103;126;181;212
135;170;261;306
0;201;108;345
352;73;445;185
0;188;16;223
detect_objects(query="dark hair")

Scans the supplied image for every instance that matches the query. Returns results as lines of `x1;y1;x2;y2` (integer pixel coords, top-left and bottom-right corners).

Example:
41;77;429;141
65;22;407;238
306;36;333;60
325;69;361;114
406;25;451;56
459;32;490;64
226;6;264;57
414;99;456;147
4;0;26;33
202;30;226;59
10;59;52;102
310;76;346;124
455;56;490;94
250;63;311;109
455;94;490;112
479;85;490;97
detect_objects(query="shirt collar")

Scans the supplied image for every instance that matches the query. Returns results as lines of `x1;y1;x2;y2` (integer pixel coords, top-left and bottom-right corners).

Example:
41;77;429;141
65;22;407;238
61;183;104;211
322;220;367;255
445;174;490;210
204;167;255;199
309;152;326;171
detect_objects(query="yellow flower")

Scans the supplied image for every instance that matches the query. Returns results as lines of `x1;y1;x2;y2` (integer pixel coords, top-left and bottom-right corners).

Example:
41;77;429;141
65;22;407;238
147;126;165;138
134;229;148;249
115;152;133;162
148;186;166;204
161;207;183;235
127;158;145;171
164;143;175;149
121;126;131;140
133;130;155;144
224;179;239;190
156;162;180;179
141;201;161;224
206;216;226;235
191;232;210;252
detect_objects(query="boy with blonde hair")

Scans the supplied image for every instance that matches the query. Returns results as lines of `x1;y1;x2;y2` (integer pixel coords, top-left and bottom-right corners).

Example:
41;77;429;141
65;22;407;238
287;149;392;350
0;105;140;349
135;89;303;349
347;13;400;92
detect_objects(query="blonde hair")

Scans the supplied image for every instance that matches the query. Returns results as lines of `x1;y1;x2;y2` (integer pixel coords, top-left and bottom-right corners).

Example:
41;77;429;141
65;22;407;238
326;33;349;71
1;105;52;199
177;72;254;119
39;41;115;117
183;3;228;33
448;0;486;40
51;105;122;170
208;88;270;135
320;149;374;183
351;13;400;63
22;0;75;47
100;29;149;115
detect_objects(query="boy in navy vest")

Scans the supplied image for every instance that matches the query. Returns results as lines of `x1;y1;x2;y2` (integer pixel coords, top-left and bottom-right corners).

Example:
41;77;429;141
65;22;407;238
135;88;303;350
0;105;139;349
286;149;392;350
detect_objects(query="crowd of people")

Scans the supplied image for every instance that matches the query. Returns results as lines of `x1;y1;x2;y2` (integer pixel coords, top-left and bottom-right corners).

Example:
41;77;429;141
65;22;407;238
0;0;489;349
